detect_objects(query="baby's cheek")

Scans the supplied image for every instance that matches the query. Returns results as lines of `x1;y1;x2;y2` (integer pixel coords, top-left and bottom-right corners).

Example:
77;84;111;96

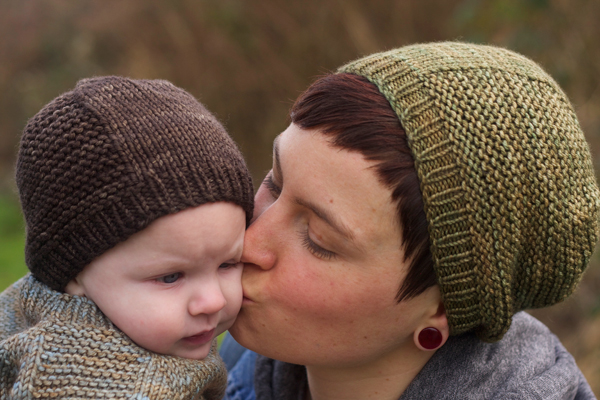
222;291;243;326
223;269;244;309
122;306;182;354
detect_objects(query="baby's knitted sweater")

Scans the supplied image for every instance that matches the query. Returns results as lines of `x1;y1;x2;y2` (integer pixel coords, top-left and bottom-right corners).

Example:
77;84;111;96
0;275;226;399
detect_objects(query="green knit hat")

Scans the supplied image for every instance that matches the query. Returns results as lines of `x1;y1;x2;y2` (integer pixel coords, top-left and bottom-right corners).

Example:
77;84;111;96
17;76;254;291
339;42;600;341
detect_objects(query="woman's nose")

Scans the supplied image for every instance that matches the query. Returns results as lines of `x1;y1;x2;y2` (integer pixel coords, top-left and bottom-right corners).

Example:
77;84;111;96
188;282;227;316
241;199;278;271
250;178;275;224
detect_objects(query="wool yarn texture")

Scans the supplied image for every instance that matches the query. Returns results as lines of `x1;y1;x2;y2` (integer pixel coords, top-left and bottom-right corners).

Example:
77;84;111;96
16;76;254;291
339;42;600;341
0;275;226;399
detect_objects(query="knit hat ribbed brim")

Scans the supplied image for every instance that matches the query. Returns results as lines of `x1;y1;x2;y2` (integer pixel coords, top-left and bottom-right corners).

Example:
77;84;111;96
17;76;254;291
339;42;600;341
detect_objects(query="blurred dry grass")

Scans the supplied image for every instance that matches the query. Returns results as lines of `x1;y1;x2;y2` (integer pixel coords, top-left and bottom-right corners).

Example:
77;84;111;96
0;0;599;392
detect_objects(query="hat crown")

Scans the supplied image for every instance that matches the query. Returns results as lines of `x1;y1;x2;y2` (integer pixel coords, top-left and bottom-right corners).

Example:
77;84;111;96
17;76;254;291
340;42;600;341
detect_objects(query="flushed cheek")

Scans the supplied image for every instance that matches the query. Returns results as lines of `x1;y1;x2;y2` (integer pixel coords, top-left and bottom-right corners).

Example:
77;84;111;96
269;265;394;328
223;296;242;319
114;302;184;353
224;274;244;310
256;273;411;364
218;303;241;333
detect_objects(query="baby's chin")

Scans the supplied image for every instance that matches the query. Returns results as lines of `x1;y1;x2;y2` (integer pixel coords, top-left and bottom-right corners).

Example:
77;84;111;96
176;345;213;360
159;340;215;360
121;335;214;361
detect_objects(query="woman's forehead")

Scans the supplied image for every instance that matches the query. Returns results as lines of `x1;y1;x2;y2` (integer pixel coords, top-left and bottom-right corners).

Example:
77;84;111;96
274;124;401;244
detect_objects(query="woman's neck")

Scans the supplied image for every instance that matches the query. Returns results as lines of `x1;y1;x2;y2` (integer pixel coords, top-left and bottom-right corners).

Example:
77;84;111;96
304;344;435;400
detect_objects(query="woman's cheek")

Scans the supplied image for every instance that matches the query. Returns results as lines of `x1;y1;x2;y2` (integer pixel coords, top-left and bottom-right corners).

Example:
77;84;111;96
271;259;362;318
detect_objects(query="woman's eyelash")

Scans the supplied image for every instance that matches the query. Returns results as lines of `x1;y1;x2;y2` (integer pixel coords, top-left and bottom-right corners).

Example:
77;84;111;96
265;171;335;260
300;230;337;260
264;174;282;197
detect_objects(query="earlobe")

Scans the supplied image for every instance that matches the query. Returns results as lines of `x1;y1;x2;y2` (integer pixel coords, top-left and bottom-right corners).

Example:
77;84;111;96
413;302;449;351
64;277;86;296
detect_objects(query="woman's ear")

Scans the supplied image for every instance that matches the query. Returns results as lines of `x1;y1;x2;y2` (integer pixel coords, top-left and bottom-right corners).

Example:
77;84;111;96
413;301;449;352
64;276;86;296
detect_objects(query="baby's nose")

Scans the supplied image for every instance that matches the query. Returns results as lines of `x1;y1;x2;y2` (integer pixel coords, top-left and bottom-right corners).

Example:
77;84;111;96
188;285;227;316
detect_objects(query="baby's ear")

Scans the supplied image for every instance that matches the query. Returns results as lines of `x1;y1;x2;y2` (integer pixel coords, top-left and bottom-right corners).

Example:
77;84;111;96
64;277;86;296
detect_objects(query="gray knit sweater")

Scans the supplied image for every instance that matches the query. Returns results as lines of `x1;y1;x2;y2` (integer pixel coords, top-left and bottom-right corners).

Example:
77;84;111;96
0;275;227;399
224;313;596;399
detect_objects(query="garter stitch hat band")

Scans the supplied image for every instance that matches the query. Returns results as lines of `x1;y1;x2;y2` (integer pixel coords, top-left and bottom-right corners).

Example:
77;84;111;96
339;42;600;341
17;76;254;291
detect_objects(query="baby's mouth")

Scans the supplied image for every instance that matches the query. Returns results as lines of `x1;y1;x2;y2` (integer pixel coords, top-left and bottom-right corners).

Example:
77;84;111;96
182;328;215;345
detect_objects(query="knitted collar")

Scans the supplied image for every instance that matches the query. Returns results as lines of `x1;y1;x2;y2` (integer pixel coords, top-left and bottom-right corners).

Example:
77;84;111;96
19;273;112;329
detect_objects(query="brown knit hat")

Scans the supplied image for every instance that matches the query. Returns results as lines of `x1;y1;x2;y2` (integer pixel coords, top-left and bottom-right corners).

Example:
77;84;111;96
16;76;254;291
339;42;600;341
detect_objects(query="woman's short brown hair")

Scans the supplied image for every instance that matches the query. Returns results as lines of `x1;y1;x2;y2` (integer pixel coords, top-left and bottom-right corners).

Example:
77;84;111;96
290;72;436;301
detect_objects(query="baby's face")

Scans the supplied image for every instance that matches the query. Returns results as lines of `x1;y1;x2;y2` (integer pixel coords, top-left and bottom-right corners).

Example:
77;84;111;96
66;202;245;360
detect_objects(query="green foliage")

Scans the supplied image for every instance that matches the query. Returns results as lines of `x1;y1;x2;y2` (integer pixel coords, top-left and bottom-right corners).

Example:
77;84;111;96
0;195;27;291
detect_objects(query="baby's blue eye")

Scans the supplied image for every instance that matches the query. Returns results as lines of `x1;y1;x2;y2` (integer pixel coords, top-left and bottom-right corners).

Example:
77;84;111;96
219;263;236;269
158;273;181;284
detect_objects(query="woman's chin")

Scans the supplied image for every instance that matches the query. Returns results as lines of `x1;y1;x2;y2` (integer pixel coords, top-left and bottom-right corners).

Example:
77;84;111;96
228;311;278;359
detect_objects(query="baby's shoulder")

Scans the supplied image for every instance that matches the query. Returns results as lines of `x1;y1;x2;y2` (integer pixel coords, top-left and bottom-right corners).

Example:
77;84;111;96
0;275;29;340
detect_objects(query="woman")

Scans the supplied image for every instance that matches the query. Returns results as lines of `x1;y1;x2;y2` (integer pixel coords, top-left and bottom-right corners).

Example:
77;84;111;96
223;42;598;399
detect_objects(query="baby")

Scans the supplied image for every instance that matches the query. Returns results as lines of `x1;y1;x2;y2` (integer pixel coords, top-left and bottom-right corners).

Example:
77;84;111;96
0;76;253;399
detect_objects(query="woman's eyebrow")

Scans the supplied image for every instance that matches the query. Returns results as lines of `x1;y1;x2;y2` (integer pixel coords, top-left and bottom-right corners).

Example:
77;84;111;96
274;134;358;246
294;197;357;245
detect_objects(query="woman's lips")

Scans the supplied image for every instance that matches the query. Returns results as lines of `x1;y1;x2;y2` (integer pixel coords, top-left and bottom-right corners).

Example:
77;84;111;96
182;328;215;345
242;296;254;305
242;291;255;305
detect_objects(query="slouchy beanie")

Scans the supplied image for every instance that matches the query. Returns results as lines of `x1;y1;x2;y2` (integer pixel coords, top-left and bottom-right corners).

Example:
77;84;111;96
339;42;600;341
16;76;254;291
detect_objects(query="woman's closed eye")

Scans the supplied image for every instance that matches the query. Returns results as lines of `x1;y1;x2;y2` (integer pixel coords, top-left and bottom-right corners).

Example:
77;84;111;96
157;272;182;284
300;229;337;260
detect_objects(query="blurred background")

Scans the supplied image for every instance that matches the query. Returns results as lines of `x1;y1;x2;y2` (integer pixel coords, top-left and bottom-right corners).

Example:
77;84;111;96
1;0;599;391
